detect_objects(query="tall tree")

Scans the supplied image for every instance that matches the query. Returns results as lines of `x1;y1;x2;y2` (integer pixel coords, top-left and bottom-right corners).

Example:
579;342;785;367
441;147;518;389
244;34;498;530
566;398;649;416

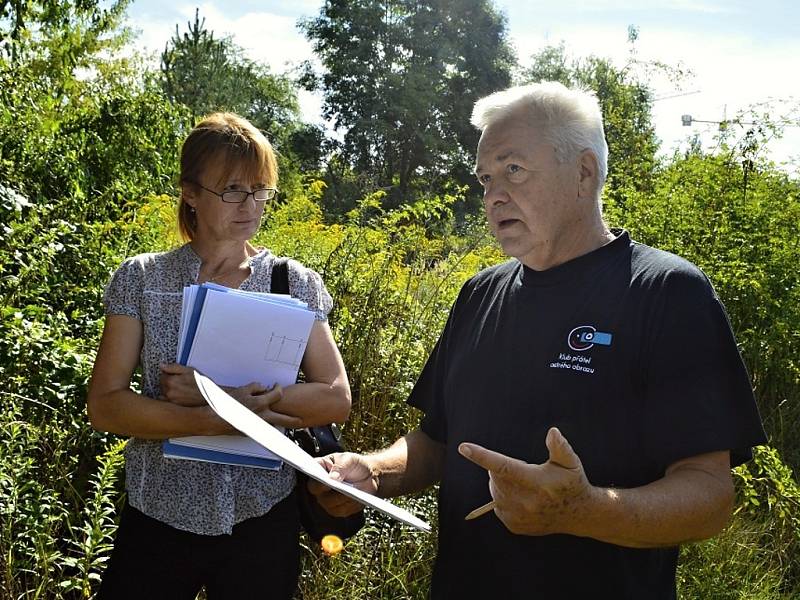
159;10;233;121
1;0;126;61
1;0;131;89
301;0;515;208
0;0;155;208
160;10;322;188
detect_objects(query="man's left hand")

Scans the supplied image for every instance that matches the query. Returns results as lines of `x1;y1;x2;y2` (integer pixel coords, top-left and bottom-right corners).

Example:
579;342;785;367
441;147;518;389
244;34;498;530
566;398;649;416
459;427;595;536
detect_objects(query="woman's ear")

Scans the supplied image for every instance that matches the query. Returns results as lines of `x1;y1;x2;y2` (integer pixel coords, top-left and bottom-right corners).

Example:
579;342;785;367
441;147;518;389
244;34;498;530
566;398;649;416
181;185;197;209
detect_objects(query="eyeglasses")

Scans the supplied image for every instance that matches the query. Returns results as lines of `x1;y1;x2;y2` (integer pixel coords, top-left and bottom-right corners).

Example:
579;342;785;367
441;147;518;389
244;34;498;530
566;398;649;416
193;182;278;203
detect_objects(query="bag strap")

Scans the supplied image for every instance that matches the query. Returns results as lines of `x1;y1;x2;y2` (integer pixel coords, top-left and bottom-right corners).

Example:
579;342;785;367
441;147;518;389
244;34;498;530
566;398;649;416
271;258;290;295
272;258;303;388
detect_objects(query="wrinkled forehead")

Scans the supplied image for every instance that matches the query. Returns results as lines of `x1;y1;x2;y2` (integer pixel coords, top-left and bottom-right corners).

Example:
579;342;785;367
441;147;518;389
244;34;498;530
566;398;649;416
475;115;552;171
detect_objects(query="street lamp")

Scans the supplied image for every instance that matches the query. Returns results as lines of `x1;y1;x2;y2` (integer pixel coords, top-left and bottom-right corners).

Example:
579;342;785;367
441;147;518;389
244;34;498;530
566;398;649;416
681;114;756;131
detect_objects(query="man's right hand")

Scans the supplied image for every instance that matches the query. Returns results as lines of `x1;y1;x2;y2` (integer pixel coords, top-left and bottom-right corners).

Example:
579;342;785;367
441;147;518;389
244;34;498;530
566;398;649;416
308;453;378;517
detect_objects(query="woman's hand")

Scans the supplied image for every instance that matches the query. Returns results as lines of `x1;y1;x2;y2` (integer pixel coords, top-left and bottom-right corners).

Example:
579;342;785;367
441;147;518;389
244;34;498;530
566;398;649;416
159;363;205;406
160;363;302;428
230;383;303;429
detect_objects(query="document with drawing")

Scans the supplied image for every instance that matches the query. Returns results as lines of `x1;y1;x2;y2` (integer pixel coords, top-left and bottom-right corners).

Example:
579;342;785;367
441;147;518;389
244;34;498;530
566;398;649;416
163;283;315;468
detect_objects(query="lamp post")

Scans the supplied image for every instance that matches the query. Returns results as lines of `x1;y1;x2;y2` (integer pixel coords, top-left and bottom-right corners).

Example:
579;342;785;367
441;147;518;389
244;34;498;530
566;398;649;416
681;114;756;131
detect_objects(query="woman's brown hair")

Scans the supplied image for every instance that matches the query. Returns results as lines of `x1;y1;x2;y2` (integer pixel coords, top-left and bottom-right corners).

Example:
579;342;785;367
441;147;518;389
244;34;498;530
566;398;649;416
178;112;278;241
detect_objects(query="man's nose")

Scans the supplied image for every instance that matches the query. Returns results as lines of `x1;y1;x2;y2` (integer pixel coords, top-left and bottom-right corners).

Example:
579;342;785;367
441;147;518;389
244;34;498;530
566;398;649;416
483;182;510;208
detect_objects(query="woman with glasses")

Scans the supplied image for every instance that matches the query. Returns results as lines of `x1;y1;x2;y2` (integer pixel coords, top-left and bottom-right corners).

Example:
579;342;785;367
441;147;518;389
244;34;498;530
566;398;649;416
87;112;351;599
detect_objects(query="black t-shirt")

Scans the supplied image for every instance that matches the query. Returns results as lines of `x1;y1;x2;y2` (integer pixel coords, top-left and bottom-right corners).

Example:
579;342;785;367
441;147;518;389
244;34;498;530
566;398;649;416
408;231;766;599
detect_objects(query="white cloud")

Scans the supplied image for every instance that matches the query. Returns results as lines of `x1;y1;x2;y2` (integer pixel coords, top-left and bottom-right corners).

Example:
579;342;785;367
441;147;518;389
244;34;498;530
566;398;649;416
629;27;799;165
585;0;732;13
297;89;326;126
173;3;315;73
126;2;327;124
124;15;176;64
506;0;738;15
126;2;317;73
185;3;327;125
126;0;799;170
509;22;800;168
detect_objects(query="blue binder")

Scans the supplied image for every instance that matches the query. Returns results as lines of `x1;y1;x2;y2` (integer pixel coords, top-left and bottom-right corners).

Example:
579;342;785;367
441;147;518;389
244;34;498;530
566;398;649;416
162;441;282;470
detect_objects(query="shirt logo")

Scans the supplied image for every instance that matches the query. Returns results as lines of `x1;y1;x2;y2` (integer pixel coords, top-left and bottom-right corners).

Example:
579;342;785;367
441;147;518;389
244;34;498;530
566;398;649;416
567;325;613;352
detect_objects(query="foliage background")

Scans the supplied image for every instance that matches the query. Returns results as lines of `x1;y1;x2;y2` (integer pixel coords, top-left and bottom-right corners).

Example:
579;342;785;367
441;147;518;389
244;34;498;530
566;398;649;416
1;1;798;598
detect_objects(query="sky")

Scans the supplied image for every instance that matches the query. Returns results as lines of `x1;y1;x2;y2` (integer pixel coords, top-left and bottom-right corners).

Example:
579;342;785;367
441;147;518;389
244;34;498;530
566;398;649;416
124;0;800;173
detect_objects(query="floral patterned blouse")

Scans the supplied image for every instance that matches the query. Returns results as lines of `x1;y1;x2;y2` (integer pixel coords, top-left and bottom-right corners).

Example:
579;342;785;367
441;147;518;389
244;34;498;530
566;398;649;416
103;243;332;535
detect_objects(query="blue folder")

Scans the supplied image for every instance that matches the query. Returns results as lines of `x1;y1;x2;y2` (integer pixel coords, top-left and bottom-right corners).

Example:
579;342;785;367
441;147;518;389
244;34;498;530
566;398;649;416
167;282;311;469
163;441;282;470
178;284;210;366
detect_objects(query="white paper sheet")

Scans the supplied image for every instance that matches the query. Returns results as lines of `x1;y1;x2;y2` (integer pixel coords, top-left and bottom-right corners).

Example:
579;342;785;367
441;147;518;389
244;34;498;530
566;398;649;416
194;371;431;533
201;284;308;309
186;289;315;388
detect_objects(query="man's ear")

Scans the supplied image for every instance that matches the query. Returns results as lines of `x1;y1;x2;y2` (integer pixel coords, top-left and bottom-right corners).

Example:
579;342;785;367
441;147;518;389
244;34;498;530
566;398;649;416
577;149;599;200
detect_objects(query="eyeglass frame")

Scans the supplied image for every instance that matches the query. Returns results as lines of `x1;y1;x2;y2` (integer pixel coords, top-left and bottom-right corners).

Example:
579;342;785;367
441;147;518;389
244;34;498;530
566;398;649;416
191;181;278;204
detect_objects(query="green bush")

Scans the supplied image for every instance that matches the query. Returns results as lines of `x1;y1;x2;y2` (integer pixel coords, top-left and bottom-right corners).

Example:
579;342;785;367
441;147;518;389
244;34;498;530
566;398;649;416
678;445;800;599
1;9;798;595
606;151;800;469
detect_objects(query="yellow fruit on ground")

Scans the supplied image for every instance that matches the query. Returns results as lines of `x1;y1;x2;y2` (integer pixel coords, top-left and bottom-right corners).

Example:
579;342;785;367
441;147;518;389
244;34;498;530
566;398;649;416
320;534;343;556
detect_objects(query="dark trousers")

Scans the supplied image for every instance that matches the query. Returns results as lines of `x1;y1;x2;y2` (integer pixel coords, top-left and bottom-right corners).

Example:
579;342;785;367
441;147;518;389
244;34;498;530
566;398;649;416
98;493;300;600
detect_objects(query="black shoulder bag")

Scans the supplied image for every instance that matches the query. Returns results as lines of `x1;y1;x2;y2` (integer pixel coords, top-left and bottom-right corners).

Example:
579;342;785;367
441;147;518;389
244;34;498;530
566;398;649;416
271;258;365;542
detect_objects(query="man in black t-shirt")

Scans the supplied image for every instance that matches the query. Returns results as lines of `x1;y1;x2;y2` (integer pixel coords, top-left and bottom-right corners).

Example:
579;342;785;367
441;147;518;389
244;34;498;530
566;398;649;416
310;82;766;598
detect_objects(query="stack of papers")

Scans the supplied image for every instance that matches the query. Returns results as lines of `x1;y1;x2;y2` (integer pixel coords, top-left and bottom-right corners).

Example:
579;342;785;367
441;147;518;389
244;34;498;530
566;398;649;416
163;282;316;469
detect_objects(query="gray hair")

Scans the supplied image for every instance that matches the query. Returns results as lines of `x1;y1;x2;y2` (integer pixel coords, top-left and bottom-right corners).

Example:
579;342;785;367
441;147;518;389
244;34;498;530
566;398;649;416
471;82;608;188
